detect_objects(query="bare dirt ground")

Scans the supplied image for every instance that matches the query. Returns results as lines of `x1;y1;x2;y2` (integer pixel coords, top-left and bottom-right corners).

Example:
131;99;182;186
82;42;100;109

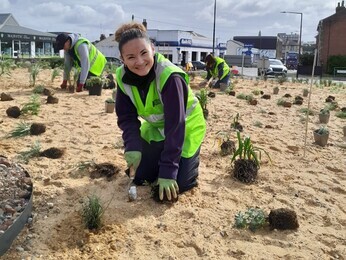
0;68;346;259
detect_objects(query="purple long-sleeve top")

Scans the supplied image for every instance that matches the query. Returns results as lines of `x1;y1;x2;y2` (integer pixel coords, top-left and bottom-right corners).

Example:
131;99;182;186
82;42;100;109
116;66;188;180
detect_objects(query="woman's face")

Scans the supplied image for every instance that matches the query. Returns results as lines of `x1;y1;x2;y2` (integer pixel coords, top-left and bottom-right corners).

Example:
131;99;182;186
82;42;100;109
121;38;155;76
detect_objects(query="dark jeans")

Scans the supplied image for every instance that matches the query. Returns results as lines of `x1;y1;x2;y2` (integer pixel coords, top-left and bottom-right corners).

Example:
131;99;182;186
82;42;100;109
213;72;231;88
134;139;200;193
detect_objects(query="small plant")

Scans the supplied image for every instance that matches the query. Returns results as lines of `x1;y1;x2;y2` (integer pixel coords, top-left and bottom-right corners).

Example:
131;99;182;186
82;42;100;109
105;97;115;103
276;75;287;85
196;88;208;110
21;94;41;116
319;108;330;115
299;107;314;116
335;111;346;119
51;68;60;82
276;98;286;106
234;207;267;232
231;131;271;167
71;67;80;87
29;63;41;87
86;76;104;88
316;126;329;135
17;141;41;163
252;89;261;95
325;101;338;111
7;121;31;138
0;59;13;77
81;194;103;230
236;93;247;100
33;84;45;94
253;121;263;128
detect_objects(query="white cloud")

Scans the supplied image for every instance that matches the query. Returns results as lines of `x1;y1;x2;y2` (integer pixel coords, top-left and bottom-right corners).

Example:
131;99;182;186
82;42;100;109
0;0;10;9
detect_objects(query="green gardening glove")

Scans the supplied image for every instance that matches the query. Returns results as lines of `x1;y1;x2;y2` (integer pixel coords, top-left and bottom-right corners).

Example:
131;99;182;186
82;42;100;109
124;151;142;171
157;178;179;201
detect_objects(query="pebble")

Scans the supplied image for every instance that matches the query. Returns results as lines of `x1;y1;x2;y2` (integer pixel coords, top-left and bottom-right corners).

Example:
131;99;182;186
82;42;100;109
47;203;54;209
16;246;24;252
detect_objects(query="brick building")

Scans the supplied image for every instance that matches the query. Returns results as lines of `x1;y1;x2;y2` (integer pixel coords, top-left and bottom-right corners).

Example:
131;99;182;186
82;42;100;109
316;1;346;71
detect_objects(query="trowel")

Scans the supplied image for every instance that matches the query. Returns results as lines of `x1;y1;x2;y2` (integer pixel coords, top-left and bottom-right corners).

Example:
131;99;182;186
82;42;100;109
126;167;137;201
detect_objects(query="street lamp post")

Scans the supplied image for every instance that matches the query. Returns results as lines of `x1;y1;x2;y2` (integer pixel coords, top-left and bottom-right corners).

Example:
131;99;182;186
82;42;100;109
281;11;303;79
212;0;216;54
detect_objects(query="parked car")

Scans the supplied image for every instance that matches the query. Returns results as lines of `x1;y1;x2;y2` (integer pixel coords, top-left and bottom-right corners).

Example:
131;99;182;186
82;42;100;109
258;58;287;77
191;61;206;70
105;57;122;66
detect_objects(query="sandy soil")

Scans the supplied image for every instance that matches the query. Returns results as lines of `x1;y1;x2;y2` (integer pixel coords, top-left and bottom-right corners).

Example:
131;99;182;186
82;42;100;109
1;68;346;260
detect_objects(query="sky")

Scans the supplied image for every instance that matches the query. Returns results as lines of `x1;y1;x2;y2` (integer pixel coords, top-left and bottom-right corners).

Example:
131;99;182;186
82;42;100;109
0;0;341;44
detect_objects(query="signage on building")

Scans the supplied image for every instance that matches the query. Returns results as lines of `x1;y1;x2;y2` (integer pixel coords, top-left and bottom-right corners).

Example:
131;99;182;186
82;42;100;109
217;43;227;49
180;38;192;46
1;33;54;42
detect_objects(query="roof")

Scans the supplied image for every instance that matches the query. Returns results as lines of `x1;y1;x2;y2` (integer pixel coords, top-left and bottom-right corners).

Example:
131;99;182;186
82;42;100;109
0;13;56;38
95;34;118;47
317;7;346;30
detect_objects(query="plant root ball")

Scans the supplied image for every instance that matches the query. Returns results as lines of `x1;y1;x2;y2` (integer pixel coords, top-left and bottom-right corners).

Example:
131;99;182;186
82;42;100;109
151;185;179;203
269;208;299;230
6;106;21;118
233;159;258;183
90;163;120;181
40;147;64;159
30;123;46;135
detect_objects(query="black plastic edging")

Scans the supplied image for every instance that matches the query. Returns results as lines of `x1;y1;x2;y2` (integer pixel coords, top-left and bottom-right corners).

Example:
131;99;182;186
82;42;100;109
0;191;33;256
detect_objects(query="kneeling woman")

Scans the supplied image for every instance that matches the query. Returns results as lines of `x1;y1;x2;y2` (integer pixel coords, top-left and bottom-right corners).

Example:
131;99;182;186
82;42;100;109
114;22;206;201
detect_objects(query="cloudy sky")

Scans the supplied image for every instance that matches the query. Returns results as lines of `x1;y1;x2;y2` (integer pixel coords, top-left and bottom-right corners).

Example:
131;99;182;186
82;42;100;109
0;0;341;43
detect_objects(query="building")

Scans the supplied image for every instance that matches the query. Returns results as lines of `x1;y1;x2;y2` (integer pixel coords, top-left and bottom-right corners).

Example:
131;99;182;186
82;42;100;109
231;35;283;64
94;28;227;65
0;13;56;58
95;34;120;59
316;1;346;71
147;29;226;64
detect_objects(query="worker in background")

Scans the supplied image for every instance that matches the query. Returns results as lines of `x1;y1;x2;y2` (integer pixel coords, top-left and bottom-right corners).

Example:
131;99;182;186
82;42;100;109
202;54;231;89
54;33;107;92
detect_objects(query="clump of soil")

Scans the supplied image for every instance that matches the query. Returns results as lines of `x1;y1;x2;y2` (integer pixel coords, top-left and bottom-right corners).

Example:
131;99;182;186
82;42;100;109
341;107;346;112
1;92;14;101
151;185;179;203
229;90;236;96
325;95;335;102
249;99;258;105
30;123;46;135
261;94;271;100
39;147;64;159
90;163;120;181
283;101;292;108
208;92;216;98
233;159;258;183
220;140;235;156
283;93;292;98
43;88;53;96
268;208;299;230
6;106;21;118
47;95;59;104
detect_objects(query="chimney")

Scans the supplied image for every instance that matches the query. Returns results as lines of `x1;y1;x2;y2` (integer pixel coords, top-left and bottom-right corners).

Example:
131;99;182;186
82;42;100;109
142;19;147;29
336;1;345;12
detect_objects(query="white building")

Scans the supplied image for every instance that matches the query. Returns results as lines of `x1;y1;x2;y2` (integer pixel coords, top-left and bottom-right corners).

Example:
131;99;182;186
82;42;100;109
0;13;56;58
94;34;120;59
95;29;227;64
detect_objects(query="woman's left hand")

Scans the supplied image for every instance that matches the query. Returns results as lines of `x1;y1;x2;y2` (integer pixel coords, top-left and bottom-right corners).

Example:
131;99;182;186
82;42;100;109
157;178;179;201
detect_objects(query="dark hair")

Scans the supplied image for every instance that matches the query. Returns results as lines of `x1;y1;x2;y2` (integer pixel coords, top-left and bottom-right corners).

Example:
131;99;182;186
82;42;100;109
115;22;150;53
